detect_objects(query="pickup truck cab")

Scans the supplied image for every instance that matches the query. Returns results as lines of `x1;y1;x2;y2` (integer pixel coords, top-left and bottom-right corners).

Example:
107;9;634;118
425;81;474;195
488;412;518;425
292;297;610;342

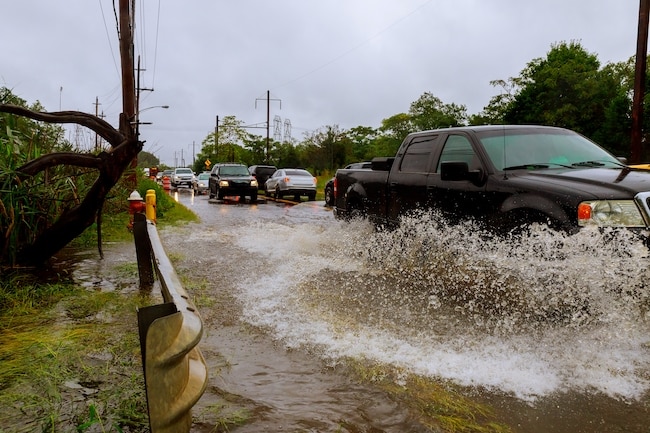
334;125;650;235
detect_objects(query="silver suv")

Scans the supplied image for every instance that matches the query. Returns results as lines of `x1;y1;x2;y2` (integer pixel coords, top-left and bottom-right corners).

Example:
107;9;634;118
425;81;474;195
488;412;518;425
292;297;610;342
171;167;194;188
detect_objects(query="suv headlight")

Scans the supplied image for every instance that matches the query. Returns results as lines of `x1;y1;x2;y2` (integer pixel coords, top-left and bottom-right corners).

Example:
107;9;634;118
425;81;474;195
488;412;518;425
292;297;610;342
251;179;258;187
219;180;229;187
578;200;646;227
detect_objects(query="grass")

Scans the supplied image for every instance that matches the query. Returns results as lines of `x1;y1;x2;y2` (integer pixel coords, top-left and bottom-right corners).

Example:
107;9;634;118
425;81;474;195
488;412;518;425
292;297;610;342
0;274;150;432
345;358;512;433
0;177;198;432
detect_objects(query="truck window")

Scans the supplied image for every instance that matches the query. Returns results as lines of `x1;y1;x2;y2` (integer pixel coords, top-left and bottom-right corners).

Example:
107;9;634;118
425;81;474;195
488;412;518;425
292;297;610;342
436;135;477;172
399;136;438;173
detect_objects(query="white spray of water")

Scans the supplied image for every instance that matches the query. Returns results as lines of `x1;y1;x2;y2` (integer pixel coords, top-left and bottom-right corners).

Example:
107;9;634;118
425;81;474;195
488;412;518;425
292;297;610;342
233;205;650;401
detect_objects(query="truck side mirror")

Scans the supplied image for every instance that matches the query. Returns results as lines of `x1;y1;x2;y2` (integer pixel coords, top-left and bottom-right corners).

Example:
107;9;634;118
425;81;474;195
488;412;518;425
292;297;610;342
440;161;470;181
441;161;485;185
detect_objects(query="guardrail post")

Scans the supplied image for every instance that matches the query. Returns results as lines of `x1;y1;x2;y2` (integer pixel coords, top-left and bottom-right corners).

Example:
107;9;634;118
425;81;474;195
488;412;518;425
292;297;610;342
134;217;207;432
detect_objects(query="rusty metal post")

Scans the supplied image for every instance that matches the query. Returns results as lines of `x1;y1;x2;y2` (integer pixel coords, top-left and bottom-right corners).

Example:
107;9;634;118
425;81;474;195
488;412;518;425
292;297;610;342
133;213;154;289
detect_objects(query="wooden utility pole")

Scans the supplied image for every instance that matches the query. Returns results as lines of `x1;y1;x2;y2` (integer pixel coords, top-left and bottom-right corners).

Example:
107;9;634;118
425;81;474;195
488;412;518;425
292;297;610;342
119;0;136;138
631;0;650;163
255;91;281;163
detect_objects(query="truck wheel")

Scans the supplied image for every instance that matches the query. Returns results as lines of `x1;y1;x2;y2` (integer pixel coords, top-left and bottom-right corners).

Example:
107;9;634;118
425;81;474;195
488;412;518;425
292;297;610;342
324;187;333;206
347;201;366;220
250;193;258;203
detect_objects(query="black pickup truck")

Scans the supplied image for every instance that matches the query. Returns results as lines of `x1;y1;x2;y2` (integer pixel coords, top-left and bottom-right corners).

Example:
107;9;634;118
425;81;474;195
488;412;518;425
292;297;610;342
333;125;650;235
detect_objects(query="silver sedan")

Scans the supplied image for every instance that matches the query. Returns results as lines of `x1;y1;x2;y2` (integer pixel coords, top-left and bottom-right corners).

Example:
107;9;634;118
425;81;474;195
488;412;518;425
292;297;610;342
265;168;317;201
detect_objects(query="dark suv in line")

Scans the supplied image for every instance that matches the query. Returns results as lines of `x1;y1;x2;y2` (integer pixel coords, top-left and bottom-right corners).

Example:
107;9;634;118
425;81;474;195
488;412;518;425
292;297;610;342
209;163;259;202
248;165;277;191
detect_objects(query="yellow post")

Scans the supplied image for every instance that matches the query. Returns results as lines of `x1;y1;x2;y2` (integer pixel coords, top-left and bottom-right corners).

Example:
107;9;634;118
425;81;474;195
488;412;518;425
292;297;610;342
146;189;157;223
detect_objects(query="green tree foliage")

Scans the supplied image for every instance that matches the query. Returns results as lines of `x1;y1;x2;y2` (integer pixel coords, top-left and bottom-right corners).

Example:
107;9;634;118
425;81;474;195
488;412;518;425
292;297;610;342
136;150;159;169
0;88;91;266
409;92;468;130
502;41;632;156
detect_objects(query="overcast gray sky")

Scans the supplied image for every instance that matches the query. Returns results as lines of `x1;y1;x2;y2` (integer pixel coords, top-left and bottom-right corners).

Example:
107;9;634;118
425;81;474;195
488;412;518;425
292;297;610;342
1;1;641;166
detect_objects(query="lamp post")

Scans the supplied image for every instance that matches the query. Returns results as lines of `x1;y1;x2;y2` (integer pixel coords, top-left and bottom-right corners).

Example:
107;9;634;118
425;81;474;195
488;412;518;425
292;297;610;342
129;105;169;188
134;105;169;137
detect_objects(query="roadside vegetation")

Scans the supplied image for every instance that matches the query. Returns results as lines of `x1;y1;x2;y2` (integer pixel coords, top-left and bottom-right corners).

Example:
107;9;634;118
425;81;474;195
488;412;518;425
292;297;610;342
0;177;196;432
345;359;511;433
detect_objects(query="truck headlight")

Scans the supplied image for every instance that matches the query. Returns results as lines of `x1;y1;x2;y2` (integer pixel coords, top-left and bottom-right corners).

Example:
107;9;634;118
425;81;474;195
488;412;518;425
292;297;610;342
251;179;258;187
219;180;229;187
577;200;646;227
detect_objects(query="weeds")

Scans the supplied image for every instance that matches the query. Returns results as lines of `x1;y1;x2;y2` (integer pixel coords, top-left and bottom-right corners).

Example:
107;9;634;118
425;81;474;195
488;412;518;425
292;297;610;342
0;269;149;432
345;358;512;433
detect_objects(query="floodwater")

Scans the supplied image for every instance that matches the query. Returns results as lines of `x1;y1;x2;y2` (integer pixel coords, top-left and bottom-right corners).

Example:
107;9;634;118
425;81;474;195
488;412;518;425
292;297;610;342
162;190;650;432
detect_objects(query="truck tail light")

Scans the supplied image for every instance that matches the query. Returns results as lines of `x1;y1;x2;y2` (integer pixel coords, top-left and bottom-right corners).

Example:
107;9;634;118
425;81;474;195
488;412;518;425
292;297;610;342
333;177;338;198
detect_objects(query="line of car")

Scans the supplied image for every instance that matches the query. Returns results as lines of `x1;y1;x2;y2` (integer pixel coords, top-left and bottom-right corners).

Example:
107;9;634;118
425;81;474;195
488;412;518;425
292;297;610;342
158;163;319;203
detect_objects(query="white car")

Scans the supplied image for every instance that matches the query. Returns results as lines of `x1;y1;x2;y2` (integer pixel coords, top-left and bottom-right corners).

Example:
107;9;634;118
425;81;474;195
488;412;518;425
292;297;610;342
171;167;194;189
193;172;210;195
265;168;317;201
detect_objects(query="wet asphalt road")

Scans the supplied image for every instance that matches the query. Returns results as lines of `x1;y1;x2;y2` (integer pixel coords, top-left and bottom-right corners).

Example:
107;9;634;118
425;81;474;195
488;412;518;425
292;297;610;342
161;188;650;433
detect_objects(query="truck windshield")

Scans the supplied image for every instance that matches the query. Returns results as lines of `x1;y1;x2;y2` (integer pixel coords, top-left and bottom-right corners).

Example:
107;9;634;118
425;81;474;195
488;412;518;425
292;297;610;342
477;128;622;171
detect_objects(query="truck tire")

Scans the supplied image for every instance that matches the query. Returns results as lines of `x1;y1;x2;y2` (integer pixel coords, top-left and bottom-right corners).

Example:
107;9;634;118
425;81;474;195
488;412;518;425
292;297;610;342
347;199;366;220
324;186;334;206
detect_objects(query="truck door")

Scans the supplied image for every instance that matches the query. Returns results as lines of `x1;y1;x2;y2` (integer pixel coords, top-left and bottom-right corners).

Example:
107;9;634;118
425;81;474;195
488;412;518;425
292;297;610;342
387;134;439;222
427;133;491;221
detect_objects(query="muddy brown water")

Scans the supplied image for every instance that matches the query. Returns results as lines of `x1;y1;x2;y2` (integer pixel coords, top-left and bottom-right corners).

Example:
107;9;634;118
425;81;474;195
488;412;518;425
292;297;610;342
84;190;650;431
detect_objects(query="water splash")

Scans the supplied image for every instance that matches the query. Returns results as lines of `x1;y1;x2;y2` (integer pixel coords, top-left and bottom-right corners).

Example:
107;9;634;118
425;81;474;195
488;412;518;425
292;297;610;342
234;206;650;401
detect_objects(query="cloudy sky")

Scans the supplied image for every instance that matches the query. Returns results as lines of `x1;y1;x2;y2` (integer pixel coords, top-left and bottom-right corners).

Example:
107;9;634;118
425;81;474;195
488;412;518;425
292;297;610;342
1;1;641;166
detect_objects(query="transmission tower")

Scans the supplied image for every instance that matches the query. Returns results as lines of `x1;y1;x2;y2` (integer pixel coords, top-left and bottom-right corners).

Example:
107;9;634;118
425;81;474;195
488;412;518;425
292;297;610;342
273;115;282;142
283;118;292;143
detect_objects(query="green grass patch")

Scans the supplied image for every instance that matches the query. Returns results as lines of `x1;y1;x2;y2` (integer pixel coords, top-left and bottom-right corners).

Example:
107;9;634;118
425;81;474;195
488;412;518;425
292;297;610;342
71;178;198;248
0;270;150;432
345;358;512;433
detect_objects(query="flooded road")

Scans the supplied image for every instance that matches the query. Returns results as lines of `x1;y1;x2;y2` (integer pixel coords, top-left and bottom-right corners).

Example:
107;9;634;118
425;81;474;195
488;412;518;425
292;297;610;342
164;190;650;432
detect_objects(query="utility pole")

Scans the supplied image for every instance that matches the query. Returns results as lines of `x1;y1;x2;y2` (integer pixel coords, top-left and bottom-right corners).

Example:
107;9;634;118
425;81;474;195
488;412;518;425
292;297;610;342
255;91;281;164
119;0;136;136
93;96;101;152
214;115;219;161
631;0;650;163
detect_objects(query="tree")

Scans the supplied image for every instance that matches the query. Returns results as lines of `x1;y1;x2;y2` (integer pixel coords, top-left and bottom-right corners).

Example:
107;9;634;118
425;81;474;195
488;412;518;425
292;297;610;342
504;41;622;137
136;150;160;169
409;92;467;130
0;0;139;266
0;96;138;266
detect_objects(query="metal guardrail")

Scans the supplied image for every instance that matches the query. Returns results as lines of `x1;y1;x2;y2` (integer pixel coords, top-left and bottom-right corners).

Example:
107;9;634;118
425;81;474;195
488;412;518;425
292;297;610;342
132;212;208;433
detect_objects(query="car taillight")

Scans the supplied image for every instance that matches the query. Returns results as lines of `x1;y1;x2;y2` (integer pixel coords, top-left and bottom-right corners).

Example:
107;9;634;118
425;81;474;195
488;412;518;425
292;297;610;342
284;177;291;183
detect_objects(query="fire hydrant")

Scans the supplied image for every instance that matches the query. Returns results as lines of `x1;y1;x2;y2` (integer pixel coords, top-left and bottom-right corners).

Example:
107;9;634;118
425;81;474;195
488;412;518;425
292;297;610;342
127;190;146;231
145;189;157;224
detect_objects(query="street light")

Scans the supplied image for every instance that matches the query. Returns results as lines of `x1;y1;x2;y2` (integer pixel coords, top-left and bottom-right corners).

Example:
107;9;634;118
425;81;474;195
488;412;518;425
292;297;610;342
133;105;169;136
